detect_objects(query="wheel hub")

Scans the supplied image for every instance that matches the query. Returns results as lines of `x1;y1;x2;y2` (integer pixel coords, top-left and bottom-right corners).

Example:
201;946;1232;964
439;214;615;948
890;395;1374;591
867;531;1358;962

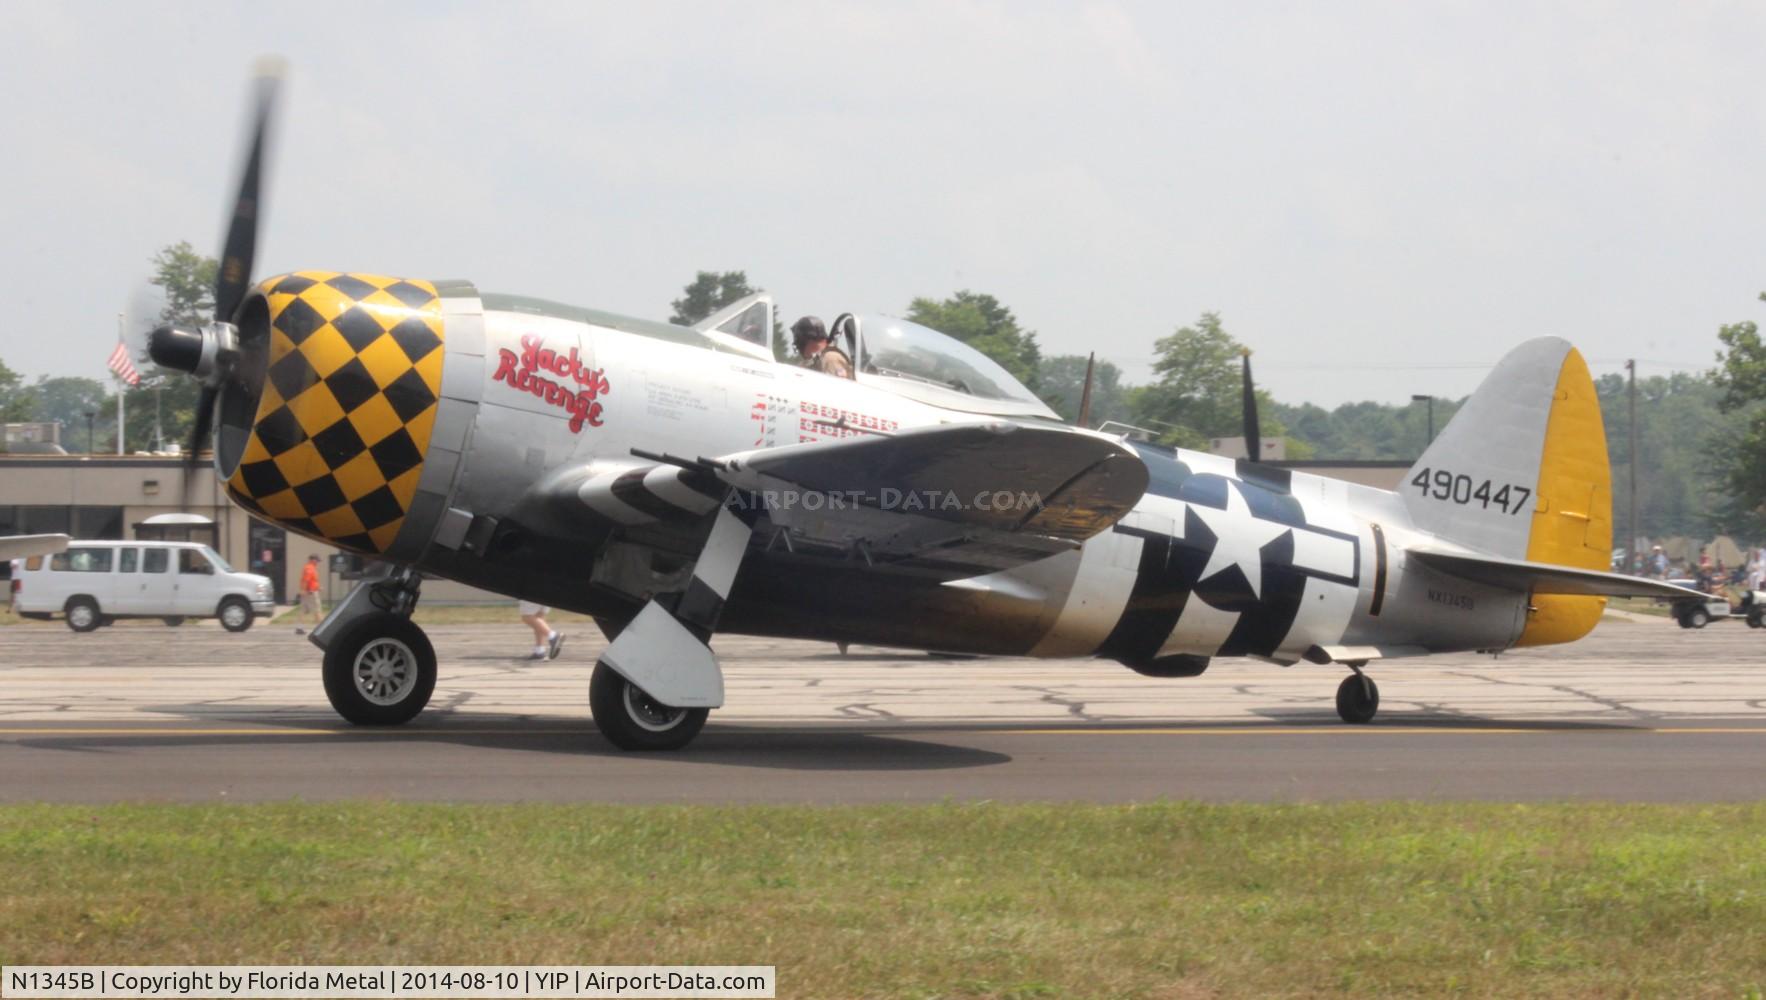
623;684;688;732
354;637;418;705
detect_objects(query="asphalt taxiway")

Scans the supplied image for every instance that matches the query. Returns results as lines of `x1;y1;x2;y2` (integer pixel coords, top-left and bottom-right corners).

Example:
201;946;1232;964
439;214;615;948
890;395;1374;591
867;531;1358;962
1;613;1761;803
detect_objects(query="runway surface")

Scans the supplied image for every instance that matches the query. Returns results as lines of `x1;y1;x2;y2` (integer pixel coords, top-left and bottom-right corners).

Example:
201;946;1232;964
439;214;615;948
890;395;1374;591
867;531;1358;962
1;612;1762;803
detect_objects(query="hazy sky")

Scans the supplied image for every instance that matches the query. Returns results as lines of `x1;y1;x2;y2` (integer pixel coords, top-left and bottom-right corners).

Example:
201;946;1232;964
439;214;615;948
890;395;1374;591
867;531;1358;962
3;1;1762;406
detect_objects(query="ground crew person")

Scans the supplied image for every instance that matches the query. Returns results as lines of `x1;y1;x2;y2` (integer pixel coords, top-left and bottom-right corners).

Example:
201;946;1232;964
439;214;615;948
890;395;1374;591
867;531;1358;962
294;554;322;635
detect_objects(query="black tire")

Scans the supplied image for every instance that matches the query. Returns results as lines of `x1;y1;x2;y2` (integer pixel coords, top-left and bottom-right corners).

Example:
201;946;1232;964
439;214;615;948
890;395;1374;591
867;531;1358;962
1336;673;1379;725
64;597;101;632
1749;611;1764;629
594;616;626;642
163;616;185;627
322;614;437;725
1686;607;1711;629
589;660;708;751
217;597;254;633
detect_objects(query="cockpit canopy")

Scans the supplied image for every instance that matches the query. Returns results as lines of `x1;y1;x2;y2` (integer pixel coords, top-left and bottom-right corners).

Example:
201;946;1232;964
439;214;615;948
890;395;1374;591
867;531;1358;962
845;314;1056;419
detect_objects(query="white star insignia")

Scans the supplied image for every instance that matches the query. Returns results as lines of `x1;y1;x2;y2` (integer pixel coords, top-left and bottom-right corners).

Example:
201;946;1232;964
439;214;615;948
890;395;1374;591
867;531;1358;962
1188;480;1291;600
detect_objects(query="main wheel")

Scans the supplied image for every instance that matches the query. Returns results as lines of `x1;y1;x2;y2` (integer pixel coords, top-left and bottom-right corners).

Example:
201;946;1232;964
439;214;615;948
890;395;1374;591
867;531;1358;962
1336;673;1379;725
1685;606;1711;629
64;597;101;633
217;597;253;633
589;660;708;751
322;614;437;725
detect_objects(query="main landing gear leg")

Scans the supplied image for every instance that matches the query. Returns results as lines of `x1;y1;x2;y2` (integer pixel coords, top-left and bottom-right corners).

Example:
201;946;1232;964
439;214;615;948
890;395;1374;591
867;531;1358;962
1335;661;1379;725
311;567;437;726
592;501;754;751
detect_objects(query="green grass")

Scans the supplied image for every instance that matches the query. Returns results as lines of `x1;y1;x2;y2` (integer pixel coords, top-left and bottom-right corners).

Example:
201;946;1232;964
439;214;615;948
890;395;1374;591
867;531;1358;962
3;803;1764;997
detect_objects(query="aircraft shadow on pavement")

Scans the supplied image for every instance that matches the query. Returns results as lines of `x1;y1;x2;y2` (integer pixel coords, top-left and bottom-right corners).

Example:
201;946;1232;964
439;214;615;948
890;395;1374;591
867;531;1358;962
18;710;1012;772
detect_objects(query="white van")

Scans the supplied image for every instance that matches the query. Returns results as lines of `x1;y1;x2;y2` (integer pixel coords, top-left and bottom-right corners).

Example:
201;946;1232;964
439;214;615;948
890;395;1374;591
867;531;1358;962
10;541;275;632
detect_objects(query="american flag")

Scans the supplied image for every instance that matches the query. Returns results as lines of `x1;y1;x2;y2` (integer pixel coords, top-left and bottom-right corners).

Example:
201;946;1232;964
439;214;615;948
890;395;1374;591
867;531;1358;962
107;340;140;386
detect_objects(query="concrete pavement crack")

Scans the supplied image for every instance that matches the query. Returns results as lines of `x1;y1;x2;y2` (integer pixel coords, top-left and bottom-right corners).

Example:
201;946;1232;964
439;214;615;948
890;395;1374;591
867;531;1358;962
1016;686;1100;723
1446;671;1658;718
834;703;895;719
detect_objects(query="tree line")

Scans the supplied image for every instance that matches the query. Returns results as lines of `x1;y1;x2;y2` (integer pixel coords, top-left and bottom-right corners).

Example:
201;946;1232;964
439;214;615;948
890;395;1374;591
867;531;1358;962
3;250;1754;540
0;243;208;454
678;269;1752;540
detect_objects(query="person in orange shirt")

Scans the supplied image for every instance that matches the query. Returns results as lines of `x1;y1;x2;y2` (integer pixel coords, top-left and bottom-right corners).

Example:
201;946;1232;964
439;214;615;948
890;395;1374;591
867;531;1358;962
295;554;323;635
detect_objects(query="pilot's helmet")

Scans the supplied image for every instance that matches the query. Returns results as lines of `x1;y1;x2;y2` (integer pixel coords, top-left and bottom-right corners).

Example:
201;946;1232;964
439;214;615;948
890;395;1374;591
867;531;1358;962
791;316;826;352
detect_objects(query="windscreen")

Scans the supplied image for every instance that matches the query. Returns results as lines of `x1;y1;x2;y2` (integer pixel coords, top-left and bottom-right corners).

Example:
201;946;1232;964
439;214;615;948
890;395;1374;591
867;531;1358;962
856;316;1043;406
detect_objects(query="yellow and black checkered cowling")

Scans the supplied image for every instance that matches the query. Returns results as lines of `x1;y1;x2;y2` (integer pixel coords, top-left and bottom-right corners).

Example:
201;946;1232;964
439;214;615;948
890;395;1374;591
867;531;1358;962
224;272;445;555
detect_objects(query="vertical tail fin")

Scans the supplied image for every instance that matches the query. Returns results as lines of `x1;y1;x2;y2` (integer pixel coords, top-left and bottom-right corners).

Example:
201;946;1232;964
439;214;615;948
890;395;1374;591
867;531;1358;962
1402;337;1612;646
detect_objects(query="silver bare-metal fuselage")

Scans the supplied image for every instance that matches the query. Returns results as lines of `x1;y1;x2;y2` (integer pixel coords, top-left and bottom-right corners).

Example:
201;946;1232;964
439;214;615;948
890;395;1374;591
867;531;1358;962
385;286;1529;666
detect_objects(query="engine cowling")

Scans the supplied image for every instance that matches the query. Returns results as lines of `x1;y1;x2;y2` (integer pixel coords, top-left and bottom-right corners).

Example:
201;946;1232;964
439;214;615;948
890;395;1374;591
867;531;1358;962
217;271;448;555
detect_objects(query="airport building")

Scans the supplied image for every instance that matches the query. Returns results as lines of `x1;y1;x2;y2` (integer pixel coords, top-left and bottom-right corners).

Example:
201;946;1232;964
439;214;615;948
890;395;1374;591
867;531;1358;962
0;453;490;605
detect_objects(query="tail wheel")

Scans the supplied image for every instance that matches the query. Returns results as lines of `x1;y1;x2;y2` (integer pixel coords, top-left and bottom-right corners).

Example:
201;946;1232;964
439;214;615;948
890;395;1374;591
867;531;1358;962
163;616;186;627
1335;673;1379;724
64;597;101;633
589;660;708;751
322;614;437;725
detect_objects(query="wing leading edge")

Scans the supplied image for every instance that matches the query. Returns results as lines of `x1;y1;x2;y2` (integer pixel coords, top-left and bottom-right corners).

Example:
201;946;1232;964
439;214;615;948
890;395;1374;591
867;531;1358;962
720;421;1147;542
568;422;1148;579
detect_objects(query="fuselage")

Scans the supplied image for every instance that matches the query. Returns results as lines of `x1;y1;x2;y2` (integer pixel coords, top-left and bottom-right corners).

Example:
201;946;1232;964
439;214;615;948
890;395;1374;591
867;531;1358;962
219;275;1532;666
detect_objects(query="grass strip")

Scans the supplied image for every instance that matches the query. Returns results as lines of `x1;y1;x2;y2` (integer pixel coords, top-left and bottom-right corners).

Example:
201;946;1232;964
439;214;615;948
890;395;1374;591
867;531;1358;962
2;803;1764;997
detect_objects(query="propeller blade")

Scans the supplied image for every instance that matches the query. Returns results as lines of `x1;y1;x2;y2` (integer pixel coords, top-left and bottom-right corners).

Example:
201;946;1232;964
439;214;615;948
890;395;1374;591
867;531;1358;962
182;385;218;504
187;386;217;462
1240;349;1261;463
214;60;283;324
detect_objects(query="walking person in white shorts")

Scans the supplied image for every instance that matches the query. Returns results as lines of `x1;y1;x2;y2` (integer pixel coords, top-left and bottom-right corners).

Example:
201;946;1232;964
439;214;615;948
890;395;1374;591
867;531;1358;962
519;600;564;660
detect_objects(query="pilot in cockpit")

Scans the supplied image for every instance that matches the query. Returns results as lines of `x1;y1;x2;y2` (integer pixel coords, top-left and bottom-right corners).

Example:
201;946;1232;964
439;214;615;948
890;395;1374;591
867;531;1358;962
791;315;852;378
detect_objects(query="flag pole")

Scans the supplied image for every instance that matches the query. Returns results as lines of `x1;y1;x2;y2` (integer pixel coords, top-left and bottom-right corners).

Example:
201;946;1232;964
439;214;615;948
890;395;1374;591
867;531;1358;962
115;313;126;454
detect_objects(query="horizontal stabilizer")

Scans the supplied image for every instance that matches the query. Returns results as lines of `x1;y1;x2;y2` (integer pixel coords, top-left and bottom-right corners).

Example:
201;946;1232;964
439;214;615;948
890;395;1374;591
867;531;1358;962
0;534;69;561
1409;545;1710;600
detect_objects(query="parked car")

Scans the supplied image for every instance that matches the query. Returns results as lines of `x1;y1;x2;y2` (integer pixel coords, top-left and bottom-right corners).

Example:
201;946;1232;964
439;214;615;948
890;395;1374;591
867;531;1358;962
10;541;275;632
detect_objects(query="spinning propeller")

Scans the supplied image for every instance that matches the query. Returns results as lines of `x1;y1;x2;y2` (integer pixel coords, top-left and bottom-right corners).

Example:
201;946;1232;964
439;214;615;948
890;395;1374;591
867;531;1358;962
146;60;283;481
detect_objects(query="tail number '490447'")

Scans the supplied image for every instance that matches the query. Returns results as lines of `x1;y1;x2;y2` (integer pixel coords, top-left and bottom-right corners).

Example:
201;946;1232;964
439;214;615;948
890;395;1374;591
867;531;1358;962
1410;468;1532;514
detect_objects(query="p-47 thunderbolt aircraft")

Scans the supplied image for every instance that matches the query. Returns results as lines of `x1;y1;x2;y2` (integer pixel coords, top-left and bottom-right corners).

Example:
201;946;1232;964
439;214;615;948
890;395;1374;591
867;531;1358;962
147;70;1699;749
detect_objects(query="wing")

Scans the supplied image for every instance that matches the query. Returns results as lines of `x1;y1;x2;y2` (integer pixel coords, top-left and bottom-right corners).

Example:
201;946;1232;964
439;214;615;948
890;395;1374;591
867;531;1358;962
573;421;1148;578
722;421;1145;540
1407;545;1711;600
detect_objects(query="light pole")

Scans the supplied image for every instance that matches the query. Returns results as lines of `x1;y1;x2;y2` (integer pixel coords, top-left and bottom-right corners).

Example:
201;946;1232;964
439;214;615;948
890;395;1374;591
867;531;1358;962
83;408;97;455
1410;394;1435;452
